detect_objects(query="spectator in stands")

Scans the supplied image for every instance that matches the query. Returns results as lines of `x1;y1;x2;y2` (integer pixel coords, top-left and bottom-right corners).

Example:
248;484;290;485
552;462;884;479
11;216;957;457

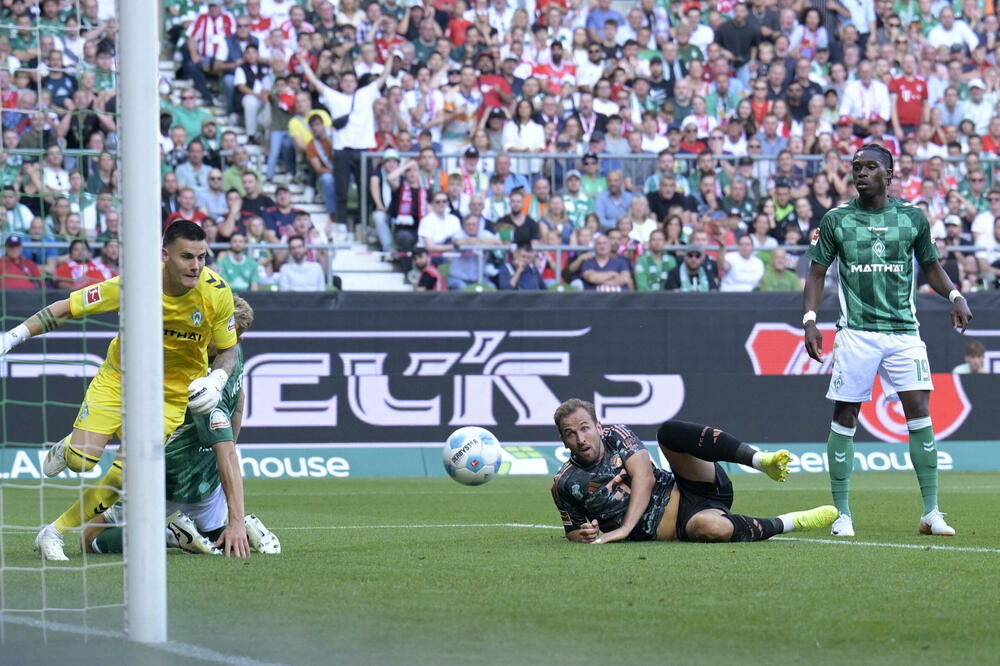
22;216;58;276
161;171;180;225
418;190;462;254
196;169;228;222
388;161;430;266
304;113;336;220
952;341;989;374
277;235;326;291
595;169;633;229
450;213;503;289
163;125;189;172
174;139;211;192
262;186;301;233
218;233;260;292
241;172;275;220
634;228;675;291
503;99;546;177
2;186;32;235
222;147;261;196
165;186;208;229
580;232;632;291
665;243;718;292
53;239;95;290
719;234;765;292
171;87;216;148
756;247;802;292
299;57;391;227
217;14;259;120
88;238;118;281
499;241;547;290
181;0;233;106
41;144;70;198
85;151;115;196
0;235;41;290
491;189;540;245
492;152;530;194
412;247;447;291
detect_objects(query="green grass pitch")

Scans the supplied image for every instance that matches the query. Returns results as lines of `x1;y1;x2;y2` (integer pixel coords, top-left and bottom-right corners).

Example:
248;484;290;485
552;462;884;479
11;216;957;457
3;471;1000;665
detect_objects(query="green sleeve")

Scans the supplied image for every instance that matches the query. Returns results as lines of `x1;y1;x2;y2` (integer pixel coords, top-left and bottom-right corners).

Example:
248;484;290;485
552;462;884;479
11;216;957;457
807;210;838;267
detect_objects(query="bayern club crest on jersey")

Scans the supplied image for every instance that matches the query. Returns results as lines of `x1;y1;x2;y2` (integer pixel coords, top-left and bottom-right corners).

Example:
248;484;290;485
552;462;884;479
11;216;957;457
190;309;203;327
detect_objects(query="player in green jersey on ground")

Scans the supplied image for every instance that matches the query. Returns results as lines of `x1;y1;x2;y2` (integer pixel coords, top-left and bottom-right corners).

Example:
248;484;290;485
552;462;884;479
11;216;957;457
82;296;279;557
802;144;973;538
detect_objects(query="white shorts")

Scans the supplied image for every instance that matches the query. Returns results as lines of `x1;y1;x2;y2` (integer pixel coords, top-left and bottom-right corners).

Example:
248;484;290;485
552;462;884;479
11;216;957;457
827;328;934;403
166;484;228;533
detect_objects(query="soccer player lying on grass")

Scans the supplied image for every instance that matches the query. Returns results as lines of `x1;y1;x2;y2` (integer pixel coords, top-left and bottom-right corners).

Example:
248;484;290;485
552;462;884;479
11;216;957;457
551;399;837;543
0;221;239;561
81;296;279;557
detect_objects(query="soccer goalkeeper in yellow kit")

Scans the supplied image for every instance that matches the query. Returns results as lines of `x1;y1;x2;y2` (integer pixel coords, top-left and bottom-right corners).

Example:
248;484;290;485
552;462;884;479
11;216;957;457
0;221;239;561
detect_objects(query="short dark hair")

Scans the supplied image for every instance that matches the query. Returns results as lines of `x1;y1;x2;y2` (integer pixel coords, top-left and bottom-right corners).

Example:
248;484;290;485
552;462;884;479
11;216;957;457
163;220;207;247
287;234;305;247
553;398;598;432
69;238;89;253
857;144;894;172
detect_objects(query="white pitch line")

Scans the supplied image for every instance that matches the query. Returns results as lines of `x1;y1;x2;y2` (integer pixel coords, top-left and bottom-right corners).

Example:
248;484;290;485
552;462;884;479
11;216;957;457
773;536;1000;554
278;523;1000;553
0;614;285;666
280;522;562;531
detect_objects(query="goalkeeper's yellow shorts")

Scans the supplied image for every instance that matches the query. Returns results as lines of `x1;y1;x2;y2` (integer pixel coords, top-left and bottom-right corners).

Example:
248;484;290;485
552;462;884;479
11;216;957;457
73;365;187;439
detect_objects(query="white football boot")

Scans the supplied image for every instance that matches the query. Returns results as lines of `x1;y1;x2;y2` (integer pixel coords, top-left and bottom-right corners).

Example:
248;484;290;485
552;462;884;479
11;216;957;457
830;513;855;537
244;514;281;554
35;525;69;561
919;508;955;536
41;437;70;477
167;513;221;555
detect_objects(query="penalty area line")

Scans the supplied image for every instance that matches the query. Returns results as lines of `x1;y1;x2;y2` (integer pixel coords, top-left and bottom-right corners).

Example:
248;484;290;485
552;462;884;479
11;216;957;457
774;536;1000;554
0;614;284;666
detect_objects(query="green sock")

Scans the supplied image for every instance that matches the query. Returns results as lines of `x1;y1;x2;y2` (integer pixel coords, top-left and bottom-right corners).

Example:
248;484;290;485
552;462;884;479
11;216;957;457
94;527;123;554
907;418;938;515
827;423;855;516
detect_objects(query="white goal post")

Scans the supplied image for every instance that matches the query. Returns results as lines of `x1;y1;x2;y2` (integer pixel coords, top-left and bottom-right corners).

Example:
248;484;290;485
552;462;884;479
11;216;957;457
118;0;167;643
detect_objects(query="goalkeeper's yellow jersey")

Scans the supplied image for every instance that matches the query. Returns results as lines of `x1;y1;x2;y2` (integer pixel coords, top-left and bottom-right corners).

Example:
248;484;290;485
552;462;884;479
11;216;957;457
69;268;237;404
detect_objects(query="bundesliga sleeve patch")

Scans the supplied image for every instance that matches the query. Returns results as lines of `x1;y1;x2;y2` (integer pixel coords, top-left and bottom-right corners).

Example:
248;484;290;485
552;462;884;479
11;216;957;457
810;228;820;246
209;408;231;430
227;314;236;332
85;285;102;304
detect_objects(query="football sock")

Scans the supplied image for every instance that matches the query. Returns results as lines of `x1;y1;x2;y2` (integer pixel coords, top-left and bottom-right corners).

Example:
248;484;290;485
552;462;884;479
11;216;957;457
725;513;783;542
205;526;225;542
827;422;855;516
53;460;123;535
65;441;100;473
907;417;938;515
656;420;756;467
94;527;123;554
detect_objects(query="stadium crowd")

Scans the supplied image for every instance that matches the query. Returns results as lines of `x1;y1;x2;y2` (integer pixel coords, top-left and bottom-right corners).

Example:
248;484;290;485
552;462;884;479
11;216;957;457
2;0;1000;292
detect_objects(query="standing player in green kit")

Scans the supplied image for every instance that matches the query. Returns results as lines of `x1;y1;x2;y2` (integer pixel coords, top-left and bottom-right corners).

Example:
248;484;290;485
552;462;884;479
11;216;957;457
802;144;973;538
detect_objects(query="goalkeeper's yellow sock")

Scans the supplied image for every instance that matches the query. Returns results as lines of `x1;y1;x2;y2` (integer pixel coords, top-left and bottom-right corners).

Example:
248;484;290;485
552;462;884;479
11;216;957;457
53;460;122;535
65;439;101;473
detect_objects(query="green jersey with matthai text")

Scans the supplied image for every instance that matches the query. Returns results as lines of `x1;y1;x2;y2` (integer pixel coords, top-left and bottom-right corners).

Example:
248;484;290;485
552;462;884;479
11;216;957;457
808;198;937;334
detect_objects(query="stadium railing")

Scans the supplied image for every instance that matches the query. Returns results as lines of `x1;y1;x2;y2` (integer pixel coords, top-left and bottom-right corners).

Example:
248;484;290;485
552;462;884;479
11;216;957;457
11;240;995;293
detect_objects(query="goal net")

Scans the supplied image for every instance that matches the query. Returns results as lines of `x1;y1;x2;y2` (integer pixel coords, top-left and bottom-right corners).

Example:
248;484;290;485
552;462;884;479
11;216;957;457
1;0;165;644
